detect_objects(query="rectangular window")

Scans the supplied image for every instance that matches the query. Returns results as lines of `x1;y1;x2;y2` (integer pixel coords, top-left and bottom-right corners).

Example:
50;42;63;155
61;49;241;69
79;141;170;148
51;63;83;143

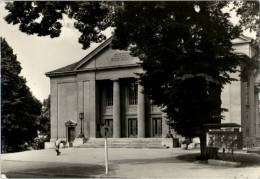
259;92;260;109
128;118;137;137
128;82;137;105
105;85;113;106
152;118;162;137
245;82;249;106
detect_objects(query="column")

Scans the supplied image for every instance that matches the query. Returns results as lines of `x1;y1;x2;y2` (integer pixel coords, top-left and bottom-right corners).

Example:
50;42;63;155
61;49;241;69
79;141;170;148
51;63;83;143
162;112;169;138
113;79;121;138
137;83;145;138
249;75;256;144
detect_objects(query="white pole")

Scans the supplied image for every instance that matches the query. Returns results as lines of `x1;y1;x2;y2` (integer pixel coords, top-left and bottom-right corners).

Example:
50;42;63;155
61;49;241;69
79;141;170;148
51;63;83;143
105;137;108;175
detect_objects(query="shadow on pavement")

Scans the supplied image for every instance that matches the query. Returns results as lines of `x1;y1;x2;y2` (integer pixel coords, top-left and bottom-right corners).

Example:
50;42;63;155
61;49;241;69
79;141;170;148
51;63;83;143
5;163;109;178
112;156;190;165
176;152;260;167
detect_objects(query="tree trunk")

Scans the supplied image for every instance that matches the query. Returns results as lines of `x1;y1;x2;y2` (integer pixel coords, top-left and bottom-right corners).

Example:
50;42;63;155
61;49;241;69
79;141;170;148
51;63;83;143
199;133;207;160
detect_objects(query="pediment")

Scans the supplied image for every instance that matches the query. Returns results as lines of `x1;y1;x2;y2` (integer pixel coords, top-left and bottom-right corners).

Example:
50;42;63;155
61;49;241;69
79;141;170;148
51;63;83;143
232;36;252;45
78;46;140;70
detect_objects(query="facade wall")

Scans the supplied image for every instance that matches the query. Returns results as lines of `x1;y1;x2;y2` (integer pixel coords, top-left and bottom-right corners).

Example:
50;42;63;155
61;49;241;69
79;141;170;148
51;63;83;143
255;60;260;146
50;79;58;142
49;73;167;141
57;82;77;138
221;72;241;124
221;42;259;147
50;76;79;141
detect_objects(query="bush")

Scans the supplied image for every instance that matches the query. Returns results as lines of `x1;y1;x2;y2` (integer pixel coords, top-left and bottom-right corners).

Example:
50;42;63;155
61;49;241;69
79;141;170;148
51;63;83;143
32;135;48;150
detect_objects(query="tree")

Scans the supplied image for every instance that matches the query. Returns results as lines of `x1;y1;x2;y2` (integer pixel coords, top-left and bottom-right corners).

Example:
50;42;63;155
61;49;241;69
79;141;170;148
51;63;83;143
1;37;42;153
3;1;257;158
234;1;259;32
112;1;257;158
4;1;113;49
38;95;50;139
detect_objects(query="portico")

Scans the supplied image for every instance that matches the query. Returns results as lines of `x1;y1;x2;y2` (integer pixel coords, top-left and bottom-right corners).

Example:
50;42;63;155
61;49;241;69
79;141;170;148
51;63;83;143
96;78;160;138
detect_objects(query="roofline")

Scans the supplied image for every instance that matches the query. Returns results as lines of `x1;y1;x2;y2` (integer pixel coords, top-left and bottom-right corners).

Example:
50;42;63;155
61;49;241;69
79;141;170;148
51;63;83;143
232;37;252;45
45;71;76;77
232;41;251;45
46;36;113;77
46;35;255;77
74;36;113;70
46;64;141;77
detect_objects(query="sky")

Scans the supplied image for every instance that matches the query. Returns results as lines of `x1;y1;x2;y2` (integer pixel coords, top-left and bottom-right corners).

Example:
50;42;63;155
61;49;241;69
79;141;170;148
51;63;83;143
0;2;256;102
0;2;110;101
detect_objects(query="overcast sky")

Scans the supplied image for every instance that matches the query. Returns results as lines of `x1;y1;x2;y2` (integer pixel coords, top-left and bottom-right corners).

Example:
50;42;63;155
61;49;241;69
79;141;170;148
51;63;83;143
0;2;109;101
0;2;256;102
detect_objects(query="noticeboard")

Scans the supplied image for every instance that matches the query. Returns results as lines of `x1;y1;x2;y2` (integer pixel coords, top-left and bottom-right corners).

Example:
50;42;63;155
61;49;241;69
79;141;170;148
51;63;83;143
207;130;243;150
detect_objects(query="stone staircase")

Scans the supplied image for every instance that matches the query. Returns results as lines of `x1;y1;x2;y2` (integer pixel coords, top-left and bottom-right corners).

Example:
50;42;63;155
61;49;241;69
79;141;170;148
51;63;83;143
77;138;166;148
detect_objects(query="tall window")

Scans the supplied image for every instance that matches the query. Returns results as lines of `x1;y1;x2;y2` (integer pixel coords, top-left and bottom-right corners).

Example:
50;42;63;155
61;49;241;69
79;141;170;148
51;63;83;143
258;92;260;109
128;82;137;105
245;82;249;106
105;85;113;106
152;118;162;137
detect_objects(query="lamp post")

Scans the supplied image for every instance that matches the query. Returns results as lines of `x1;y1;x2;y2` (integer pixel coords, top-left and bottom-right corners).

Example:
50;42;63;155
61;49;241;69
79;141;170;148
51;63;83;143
79;112;84;138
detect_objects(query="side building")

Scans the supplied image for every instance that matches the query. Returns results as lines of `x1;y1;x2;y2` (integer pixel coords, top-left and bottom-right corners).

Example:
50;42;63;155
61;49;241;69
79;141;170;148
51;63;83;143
45;36;259;148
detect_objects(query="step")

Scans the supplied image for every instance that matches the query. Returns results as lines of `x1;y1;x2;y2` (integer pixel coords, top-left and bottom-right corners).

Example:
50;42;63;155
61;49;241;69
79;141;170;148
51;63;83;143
77;138;165;148
247;147;260;154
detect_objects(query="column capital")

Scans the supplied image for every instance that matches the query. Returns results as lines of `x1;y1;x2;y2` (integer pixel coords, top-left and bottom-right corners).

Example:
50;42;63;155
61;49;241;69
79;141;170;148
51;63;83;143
111;78;120;82
136;78;143;85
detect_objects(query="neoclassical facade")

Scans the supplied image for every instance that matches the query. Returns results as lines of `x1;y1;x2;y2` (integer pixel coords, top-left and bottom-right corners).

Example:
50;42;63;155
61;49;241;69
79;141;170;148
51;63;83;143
46;36;260;147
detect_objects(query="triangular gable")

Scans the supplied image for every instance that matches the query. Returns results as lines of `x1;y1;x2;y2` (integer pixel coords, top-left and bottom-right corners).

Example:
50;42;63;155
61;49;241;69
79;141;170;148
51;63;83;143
77;46;140;70
74;37;113;70
76;38;140;70
232;35;252;45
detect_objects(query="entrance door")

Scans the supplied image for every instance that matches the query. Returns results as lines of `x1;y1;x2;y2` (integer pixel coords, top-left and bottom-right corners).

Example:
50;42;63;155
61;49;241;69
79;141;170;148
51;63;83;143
105;119;113;137
128;118;137;138
152;118;162;137
68;127;76;145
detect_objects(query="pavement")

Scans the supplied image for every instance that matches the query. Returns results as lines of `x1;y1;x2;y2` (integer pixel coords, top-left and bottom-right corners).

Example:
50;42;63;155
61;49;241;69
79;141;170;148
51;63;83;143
1;147;260;178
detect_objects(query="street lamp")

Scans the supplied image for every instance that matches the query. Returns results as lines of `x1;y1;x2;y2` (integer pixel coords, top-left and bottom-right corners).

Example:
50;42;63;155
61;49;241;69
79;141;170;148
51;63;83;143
79;112;84;137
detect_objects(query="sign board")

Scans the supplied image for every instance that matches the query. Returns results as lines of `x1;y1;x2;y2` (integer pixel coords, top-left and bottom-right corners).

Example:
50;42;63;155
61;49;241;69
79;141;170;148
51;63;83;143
207;130;242;149
100;125;112;138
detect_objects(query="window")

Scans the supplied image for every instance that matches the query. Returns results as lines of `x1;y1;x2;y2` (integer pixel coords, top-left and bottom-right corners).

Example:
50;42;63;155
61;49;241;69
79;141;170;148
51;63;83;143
245;82;249;106
105;85;113;106
152;118;162;137
128;82;137;105
258;92;260;109
128;118;137;137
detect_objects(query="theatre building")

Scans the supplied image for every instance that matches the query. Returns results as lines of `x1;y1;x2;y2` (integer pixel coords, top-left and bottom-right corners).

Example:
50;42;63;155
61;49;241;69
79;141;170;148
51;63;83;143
45;36;260;148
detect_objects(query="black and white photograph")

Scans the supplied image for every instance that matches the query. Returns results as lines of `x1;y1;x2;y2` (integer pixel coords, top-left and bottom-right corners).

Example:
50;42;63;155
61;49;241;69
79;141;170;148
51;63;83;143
1;1;260;178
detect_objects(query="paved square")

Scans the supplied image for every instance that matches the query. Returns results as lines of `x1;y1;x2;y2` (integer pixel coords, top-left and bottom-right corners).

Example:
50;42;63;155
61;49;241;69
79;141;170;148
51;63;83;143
2;148;260;178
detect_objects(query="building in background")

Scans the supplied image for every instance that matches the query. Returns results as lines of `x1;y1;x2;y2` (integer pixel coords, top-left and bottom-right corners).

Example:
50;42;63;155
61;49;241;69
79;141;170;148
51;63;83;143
45;36;259;148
